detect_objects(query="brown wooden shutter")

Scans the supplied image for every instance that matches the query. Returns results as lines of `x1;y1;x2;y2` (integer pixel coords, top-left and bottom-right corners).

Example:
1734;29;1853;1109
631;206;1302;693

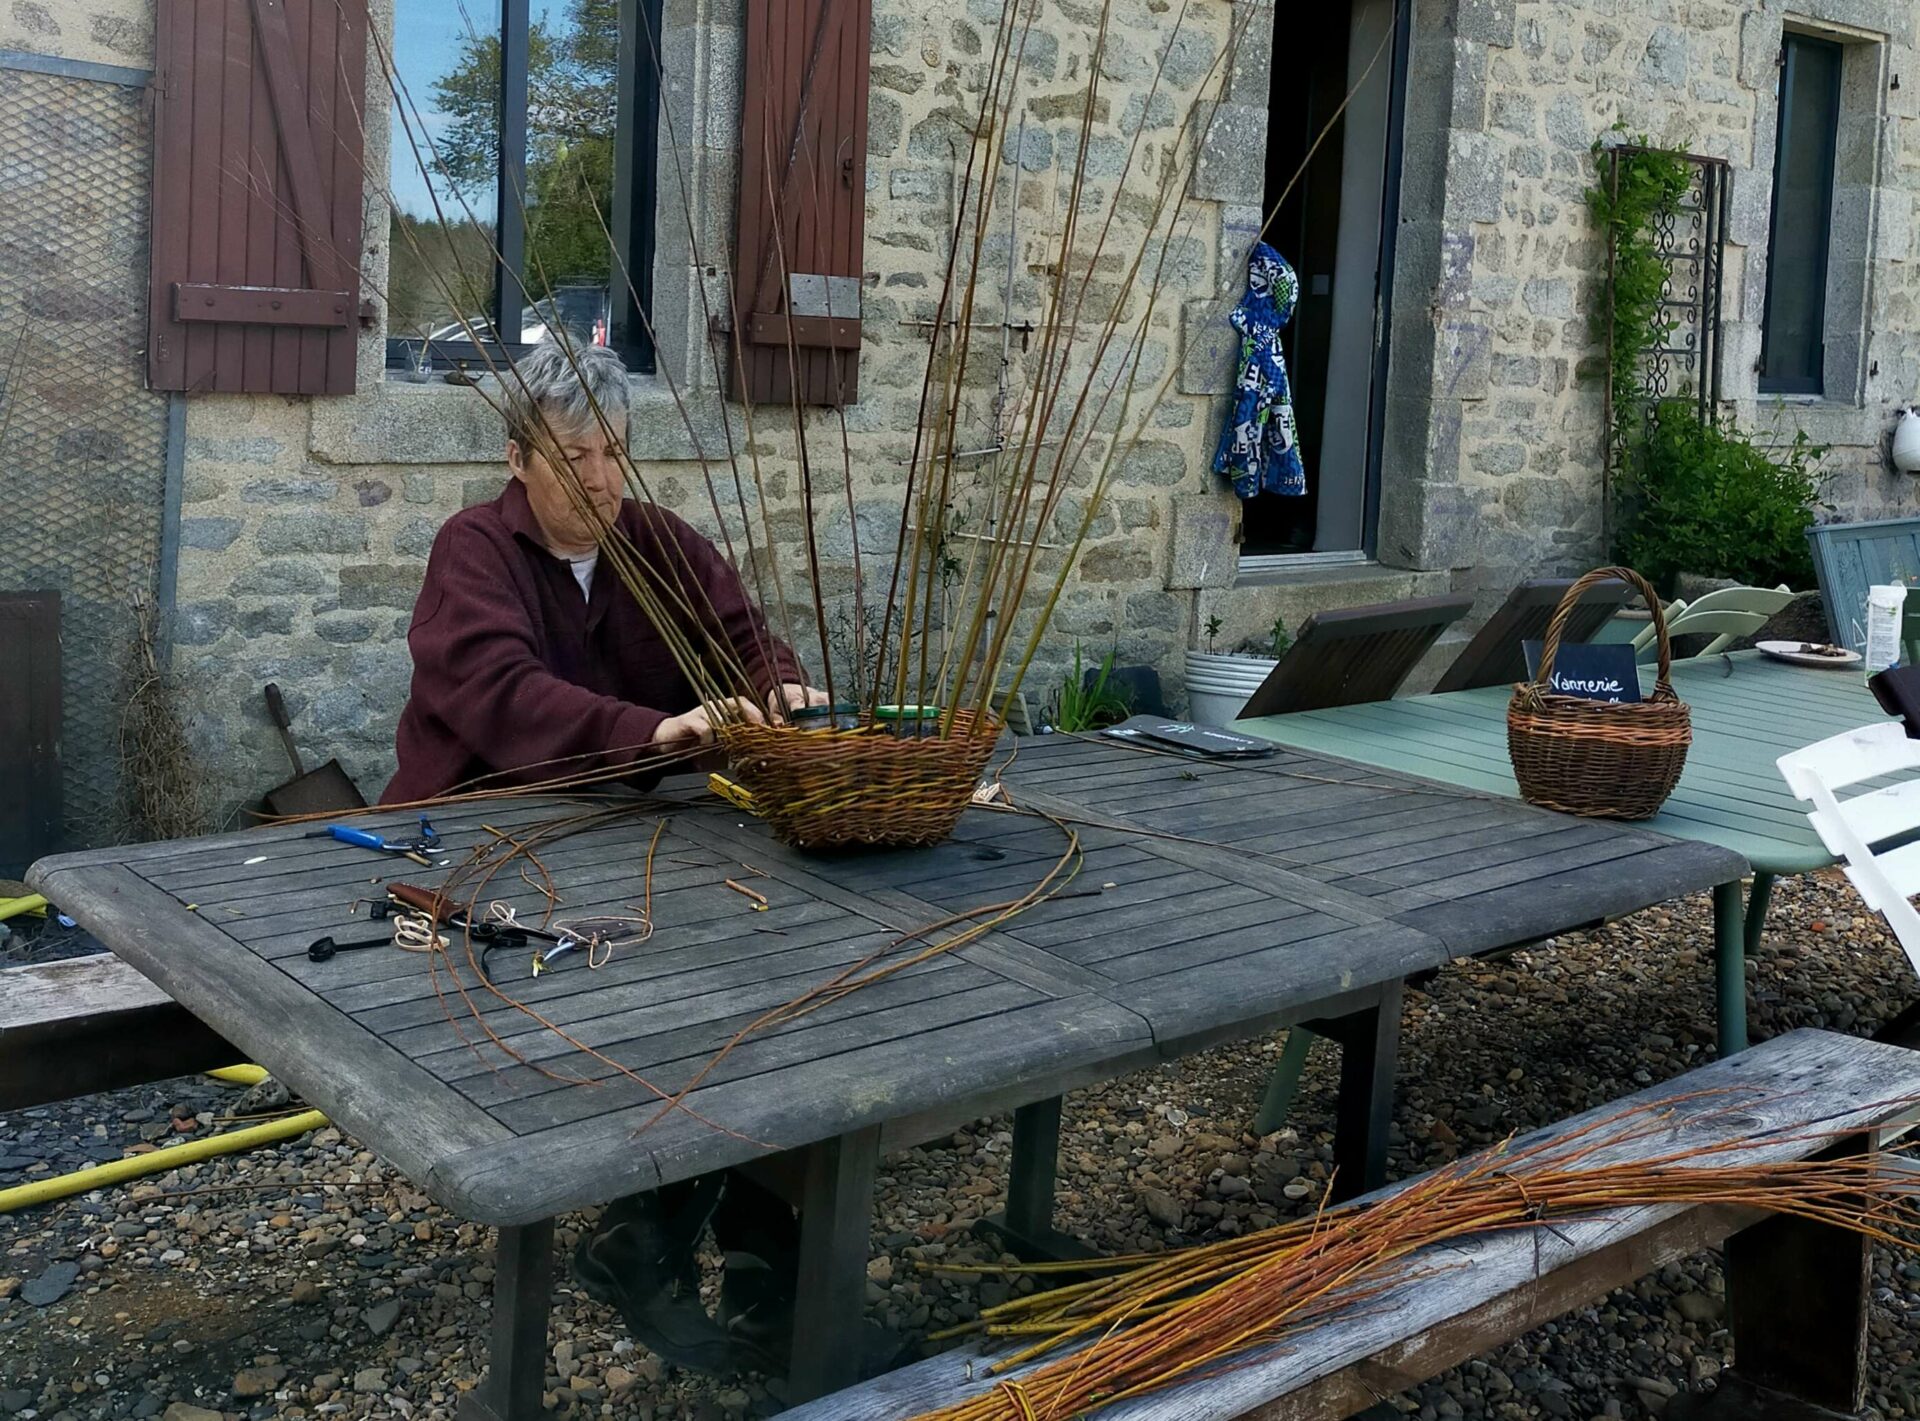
148;0;370;396
0;594;60;874
730;0;871;407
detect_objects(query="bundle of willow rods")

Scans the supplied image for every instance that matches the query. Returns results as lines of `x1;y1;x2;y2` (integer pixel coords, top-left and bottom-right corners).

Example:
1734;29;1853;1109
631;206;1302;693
907;1094;1920;1420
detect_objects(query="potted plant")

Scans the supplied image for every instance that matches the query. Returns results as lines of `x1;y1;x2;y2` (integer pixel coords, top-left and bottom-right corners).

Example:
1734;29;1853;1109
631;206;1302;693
1185;614;1291;726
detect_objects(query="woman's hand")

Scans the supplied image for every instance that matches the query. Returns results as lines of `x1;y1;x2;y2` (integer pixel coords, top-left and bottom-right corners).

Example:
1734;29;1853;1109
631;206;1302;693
767;683;832;722
654;697;768;750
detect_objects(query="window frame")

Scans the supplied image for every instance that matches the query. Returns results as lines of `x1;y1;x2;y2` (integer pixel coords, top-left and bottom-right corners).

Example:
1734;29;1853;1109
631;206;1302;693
1758;32;1843;398
383;0;662;377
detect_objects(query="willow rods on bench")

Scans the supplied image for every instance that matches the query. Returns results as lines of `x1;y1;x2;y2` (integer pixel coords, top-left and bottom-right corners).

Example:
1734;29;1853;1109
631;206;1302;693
908;1089;1920;1420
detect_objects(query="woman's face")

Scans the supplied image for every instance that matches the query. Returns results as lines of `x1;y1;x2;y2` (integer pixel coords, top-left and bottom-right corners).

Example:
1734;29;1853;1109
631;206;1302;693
508;418;626;555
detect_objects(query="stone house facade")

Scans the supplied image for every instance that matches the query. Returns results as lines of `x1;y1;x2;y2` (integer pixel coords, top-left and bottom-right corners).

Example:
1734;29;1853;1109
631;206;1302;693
2;0;1918;830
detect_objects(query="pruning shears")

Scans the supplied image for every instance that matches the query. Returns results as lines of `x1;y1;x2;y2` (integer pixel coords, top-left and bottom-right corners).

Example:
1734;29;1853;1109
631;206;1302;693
307;815;441;867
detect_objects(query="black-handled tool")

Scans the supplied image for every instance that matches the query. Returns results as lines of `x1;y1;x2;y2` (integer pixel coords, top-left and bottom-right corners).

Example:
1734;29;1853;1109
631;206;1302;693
308;932;393;962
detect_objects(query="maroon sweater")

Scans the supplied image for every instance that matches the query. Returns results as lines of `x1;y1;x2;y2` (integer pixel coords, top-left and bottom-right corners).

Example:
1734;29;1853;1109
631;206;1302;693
383;480;801;803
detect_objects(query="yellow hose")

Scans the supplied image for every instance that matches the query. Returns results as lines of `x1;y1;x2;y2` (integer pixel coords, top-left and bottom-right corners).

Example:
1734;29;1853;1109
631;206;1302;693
206;1065;269;1086
0;1110;329;1213
0;894;47;923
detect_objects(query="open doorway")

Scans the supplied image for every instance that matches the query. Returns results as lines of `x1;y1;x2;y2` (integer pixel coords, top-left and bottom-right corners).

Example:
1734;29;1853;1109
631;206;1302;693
1240;0;1405;564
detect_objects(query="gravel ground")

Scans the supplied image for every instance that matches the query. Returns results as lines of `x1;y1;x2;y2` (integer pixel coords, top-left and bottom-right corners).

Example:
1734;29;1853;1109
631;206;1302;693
4;870;1920;1420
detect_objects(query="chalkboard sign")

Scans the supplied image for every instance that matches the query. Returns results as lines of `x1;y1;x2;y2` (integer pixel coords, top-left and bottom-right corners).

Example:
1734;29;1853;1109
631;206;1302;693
1521;640;1642;704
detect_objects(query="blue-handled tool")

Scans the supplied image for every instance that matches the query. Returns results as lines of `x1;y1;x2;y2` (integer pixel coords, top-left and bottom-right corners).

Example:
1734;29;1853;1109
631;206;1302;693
306;815;440;866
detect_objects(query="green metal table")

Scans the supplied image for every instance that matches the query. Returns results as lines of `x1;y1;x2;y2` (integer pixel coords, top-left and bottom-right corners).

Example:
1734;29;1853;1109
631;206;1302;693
1238;651;1880;1055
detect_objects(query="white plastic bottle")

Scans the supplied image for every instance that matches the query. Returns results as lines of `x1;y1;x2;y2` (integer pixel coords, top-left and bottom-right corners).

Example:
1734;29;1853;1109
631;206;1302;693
1865;583;1907;679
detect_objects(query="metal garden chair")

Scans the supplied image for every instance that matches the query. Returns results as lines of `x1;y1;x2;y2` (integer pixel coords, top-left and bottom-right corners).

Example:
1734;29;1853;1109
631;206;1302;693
1239;594;1475;718
1430;576;1633;693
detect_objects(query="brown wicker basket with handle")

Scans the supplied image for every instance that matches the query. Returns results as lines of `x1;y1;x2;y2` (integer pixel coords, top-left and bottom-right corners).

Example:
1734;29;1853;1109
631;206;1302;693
1506;566;1691;820
716;710;1001;851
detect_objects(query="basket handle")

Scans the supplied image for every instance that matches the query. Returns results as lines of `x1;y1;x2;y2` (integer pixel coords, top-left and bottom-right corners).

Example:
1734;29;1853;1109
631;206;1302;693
1533;566;1671;693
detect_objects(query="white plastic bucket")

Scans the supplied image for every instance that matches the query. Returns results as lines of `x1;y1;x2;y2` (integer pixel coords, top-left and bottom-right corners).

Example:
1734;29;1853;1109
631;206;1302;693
1184;650;1276;726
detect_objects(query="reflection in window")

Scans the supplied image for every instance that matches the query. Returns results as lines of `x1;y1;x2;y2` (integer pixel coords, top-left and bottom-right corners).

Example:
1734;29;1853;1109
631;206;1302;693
386;0;656;373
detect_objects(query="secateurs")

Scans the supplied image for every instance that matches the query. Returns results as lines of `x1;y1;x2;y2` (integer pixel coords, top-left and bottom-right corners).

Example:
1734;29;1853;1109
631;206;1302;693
305;815;441;867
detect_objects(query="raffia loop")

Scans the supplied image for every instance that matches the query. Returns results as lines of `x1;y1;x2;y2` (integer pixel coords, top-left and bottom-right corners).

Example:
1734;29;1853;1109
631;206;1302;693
717;711;1003;850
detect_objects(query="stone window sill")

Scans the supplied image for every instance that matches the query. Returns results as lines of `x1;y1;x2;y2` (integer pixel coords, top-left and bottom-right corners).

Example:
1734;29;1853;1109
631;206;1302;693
308;370;729;466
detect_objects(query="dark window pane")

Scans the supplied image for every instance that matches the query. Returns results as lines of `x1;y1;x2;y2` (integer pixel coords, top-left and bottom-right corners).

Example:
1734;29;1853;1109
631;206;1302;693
1760;36;1842;395
388;2;506;353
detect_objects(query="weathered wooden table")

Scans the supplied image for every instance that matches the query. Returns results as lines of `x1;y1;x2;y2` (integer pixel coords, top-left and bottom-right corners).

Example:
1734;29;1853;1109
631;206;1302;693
1239;651;1879;1056
28;735;1741;1416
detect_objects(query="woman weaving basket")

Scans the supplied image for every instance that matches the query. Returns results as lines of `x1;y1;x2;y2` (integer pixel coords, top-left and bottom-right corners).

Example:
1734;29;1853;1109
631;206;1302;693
384;340;830;1372
383;340;827;805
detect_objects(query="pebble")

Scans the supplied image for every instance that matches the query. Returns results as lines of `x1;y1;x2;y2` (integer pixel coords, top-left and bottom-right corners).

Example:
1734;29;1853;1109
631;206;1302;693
20;1260;79;1306
232;1364;287;1397
1138;1187;1183;1229
363;1299;402;1336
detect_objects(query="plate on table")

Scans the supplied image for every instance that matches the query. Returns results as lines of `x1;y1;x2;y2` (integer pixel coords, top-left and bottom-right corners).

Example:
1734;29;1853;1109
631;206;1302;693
1756;640;1862;669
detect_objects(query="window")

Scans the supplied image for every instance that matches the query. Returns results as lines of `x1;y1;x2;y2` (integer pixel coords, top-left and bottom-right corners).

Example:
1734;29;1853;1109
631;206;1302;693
385;0;661;375
1759;34;1843;396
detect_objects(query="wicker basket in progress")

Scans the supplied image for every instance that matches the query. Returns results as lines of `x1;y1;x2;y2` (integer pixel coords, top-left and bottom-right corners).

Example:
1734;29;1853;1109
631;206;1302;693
1507;566;1691;820
716;710;1001;850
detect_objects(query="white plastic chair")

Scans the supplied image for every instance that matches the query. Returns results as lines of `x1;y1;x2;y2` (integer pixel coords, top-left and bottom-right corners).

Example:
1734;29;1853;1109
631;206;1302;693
1778;721;1920;973
1633;585;1795;661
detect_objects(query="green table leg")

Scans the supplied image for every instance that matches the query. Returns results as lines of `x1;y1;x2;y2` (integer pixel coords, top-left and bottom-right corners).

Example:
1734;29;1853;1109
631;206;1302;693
1744;872;1775;959
1254;1028;1318;1136
1714;881;1749;1056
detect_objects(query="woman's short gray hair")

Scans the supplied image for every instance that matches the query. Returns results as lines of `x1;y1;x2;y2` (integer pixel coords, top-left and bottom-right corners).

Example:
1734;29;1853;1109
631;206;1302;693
503;340;630;451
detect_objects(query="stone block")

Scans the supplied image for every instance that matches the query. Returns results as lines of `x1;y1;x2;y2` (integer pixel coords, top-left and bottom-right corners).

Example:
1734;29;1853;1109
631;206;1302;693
1003;122;1052;173
257;512;369;556
238;604;297;638
171;603;232;647
1179;298;1238;396
1447;133;1506;223
1079;542;1155;582
889;166;940;201
1119;440;1190;488
1121;90;1176;133
1640;25;1689;91
1546;95;1590;154
1469;441;1527;476
180;517;242;552
1523;279;1573;319
313;614;377;646
393;516;442;559
1438;322;1493;401
869;94;905;157
1490;92;1536;139
1190;103;1267;206
402;473;435;505
1456;0;1517;48
243;476;336;503
354;478;393;507
339;564;426;611
1165;494;1237;590
186;435;282;466
230;560;328;596
1217;205;1261;296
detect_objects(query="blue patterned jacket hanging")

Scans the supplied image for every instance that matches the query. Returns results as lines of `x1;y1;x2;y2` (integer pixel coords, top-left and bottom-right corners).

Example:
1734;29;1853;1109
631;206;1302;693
1212;243;1306;499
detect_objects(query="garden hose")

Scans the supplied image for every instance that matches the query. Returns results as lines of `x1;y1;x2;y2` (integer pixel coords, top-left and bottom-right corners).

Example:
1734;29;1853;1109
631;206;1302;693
0;894;47;923
0;1109;328;1213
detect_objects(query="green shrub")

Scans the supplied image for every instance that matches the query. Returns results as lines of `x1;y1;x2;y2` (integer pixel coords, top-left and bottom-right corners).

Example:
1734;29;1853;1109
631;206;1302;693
1612;404;1826;594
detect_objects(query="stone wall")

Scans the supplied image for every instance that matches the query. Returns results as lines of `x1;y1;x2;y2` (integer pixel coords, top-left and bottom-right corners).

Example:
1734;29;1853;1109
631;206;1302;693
1383;0;1920;598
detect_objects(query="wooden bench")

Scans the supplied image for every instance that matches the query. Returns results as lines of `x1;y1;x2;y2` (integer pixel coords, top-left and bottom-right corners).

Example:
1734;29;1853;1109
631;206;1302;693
785;1029;1919;1421
0;954;234;1109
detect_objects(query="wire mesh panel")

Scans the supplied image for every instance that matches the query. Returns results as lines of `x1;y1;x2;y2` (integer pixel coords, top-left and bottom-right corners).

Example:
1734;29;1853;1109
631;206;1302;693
0;68;170;847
